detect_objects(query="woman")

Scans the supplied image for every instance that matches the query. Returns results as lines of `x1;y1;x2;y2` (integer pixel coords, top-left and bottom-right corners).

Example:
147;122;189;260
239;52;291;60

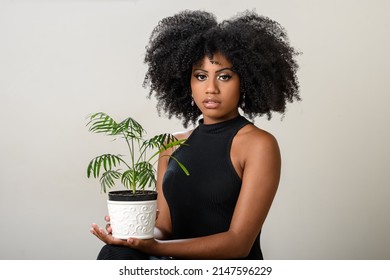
91;10;300;259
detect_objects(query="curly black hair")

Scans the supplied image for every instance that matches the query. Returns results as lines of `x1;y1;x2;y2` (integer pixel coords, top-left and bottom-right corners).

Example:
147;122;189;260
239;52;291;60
143;10;300;128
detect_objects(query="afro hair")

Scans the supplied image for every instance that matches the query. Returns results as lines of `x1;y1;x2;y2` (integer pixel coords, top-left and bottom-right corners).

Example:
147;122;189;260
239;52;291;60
143;10;300;127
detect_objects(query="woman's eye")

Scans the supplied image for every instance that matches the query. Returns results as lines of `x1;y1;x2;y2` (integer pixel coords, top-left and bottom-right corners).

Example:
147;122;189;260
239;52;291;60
218;74;232;81
195;74;207;81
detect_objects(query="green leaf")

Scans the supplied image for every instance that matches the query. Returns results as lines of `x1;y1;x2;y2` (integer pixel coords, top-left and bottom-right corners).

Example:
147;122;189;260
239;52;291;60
115;117;145;138
86;154;124;178
86;112;118;135
121;169;136;191
168;155;190;176
135;161;156;190
149;138;187;160
142;133;166;150
100;170;122;193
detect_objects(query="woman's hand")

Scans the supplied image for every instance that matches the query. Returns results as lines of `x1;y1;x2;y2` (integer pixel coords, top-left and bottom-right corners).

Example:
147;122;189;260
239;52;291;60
90;216;158;253
90;222;128;246
90;215;125;245
126;238;158;253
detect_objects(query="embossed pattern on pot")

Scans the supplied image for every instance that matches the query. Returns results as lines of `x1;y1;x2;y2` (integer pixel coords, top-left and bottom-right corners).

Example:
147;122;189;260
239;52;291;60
107;200;157;239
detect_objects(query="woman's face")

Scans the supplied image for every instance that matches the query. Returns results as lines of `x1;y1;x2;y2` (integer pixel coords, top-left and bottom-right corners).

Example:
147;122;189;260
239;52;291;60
191;53;241;124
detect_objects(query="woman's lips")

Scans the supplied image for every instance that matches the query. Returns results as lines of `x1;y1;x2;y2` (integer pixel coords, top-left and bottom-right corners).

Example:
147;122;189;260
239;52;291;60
203;98;220;109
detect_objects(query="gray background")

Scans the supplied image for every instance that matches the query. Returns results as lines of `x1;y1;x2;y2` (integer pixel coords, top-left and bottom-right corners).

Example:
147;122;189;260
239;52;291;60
1;0;389;259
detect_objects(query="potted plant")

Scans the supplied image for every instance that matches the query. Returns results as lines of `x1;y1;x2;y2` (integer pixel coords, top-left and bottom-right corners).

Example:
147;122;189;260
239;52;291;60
86;112;188;239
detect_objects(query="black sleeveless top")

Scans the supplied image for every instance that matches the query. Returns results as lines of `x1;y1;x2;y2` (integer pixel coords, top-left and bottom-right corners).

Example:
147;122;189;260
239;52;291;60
163;115;263;259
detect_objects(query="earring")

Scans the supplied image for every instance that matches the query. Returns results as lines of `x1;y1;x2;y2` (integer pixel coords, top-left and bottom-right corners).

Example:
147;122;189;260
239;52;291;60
191;97;195;106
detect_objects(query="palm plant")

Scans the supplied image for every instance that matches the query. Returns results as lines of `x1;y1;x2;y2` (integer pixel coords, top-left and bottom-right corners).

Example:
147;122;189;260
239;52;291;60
86;112;189;194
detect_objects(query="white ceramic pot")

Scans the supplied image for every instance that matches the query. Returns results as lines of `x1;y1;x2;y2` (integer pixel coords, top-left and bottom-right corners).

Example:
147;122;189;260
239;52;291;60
107;190;157;239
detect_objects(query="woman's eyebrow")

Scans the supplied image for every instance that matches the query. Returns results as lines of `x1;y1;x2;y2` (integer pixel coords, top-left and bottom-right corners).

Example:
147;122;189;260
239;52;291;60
192;67;234;73
215;67;234;73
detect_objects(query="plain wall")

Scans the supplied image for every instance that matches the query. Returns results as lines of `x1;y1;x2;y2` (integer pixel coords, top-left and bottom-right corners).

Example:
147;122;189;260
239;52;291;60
0;0;389;259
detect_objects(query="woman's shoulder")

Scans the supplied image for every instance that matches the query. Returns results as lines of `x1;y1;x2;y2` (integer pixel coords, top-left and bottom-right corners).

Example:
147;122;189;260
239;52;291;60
172;129;195;141
236;123;279;153
231;123;280;178
240;123;277;141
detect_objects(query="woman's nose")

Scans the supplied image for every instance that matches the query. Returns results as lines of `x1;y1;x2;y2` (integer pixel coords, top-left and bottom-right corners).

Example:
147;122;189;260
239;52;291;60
205;79;219;94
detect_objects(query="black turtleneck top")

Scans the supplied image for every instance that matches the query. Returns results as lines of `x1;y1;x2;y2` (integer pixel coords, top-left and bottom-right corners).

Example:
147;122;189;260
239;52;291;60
162;115;263;259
